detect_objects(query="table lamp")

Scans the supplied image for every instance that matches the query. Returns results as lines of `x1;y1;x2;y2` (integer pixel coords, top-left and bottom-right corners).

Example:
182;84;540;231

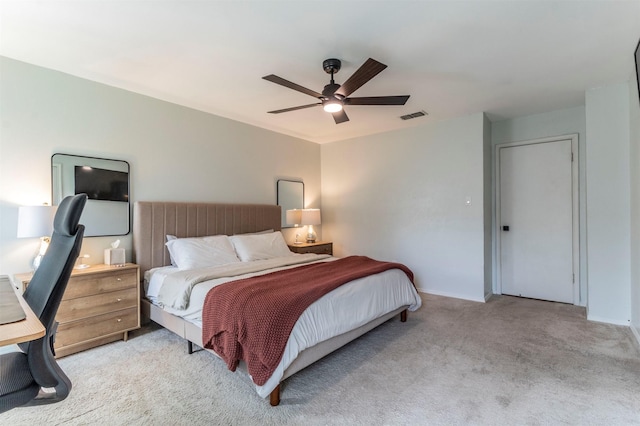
286;209;303;244
300;209;321;243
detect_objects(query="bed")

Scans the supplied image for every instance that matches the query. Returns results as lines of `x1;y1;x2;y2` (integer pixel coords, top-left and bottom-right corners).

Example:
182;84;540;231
132;201;421;405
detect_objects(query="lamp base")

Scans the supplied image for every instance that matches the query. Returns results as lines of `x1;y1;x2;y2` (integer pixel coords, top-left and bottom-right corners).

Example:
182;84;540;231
306;225;317;244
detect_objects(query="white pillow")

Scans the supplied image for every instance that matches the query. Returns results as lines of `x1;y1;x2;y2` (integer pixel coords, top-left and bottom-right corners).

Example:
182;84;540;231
166;235;240;270
229;231;293;262
166;235;177;266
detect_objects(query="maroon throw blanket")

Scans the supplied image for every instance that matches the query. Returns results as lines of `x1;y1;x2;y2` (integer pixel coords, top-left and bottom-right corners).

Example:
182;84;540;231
202;255;414;386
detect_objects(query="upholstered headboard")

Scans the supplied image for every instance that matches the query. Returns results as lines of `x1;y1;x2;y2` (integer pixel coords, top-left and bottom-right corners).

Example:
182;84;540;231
133;201;281;276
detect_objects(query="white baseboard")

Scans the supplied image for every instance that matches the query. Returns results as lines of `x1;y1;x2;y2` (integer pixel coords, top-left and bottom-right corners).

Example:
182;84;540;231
417;287;487;303
586;314;630;326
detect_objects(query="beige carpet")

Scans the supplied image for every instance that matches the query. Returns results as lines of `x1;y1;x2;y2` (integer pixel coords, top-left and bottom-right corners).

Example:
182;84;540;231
1;294;639;425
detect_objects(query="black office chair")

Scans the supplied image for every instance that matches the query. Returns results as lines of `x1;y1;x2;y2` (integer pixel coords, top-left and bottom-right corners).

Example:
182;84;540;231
0;193;87;413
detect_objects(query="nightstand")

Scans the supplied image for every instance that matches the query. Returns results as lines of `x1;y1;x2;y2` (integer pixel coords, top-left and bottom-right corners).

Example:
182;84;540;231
288;241;333;256
14;263;140;358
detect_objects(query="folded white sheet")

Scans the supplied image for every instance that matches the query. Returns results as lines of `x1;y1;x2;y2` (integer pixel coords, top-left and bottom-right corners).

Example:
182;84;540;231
157;254;331;309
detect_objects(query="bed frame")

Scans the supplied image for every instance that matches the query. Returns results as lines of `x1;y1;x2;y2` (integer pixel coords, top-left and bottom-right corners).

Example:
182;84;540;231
132;201;407;406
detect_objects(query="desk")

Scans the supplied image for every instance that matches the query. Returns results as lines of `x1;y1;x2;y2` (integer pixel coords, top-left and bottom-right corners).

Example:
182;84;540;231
0;276;45;346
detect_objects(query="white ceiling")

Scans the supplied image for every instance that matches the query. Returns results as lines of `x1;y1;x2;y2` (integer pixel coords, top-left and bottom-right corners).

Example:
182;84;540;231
1;1;639;144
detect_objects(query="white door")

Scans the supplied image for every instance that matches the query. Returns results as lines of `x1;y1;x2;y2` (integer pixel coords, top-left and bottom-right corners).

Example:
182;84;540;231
498;138;575;303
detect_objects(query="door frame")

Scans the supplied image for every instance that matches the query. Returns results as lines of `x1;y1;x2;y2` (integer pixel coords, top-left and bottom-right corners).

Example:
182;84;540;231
494;134;580;304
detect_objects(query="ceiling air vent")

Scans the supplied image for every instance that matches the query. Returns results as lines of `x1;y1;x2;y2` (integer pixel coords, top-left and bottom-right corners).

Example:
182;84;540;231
400;110;428;120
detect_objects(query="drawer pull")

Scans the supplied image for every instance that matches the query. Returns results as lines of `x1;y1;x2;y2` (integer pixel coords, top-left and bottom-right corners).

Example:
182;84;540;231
116;298;122;302
116;278;122;282
117;318;122;322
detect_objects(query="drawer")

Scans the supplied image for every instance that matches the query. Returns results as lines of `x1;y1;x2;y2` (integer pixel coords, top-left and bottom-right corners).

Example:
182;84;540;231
54;307;138;348
57;288;138;323
304;244;332;255
64;269;138;300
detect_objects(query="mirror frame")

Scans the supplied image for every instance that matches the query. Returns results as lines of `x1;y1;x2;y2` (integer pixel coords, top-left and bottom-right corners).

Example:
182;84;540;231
52;153;130;237
277;179;304;229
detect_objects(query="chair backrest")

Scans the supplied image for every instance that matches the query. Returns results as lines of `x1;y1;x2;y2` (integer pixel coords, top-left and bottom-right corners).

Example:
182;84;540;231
19;194;86;386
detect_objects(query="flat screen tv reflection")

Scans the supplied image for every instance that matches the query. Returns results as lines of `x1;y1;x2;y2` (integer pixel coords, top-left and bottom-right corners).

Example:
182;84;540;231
74;166;129;202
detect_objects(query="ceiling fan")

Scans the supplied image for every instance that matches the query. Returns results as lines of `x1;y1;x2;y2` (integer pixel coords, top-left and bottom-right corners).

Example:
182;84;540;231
262;58;410;124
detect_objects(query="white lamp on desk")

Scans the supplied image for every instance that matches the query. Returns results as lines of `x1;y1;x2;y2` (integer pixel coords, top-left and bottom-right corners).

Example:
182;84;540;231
17;205;57;270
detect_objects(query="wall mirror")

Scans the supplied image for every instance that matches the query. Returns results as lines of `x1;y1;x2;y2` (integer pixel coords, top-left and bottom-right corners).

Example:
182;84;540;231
277;179;304;228
52;153;130;237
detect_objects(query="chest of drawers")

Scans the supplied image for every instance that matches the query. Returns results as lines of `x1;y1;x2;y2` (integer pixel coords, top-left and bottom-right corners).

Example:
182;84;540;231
15;263;140;358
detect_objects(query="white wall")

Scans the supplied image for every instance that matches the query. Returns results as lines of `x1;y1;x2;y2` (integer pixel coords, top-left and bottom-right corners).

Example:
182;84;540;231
491;106;587;305
483;113;492;298
0;57;320;276
585;83;631;325
629;71;640;338
321;113;488;302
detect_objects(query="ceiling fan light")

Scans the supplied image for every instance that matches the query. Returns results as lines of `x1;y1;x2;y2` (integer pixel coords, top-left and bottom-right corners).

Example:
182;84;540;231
323;101;343;113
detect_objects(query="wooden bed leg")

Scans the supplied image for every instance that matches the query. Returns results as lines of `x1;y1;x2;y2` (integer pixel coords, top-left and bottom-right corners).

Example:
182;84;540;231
400;309;407;323
269;384;281;406
187;341;193;354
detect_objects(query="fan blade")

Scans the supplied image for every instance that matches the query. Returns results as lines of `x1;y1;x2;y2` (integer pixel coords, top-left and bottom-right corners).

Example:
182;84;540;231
345;95;410;106
332;109;350;124
267;103;321;114
334;58;387;98
263;75;323;99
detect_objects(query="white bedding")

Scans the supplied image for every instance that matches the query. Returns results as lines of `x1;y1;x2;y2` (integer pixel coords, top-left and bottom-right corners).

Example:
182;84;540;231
145;255;422;398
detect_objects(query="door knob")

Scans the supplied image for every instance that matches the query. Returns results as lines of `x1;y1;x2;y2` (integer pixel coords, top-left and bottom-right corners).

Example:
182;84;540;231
502;225;510;231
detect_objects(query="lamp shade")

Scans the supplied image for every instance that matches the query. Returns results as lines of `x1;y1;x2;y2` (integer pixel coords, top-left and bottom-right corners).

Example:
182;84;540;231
17;205;57;238
286;209;302;226
300;209;321;226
